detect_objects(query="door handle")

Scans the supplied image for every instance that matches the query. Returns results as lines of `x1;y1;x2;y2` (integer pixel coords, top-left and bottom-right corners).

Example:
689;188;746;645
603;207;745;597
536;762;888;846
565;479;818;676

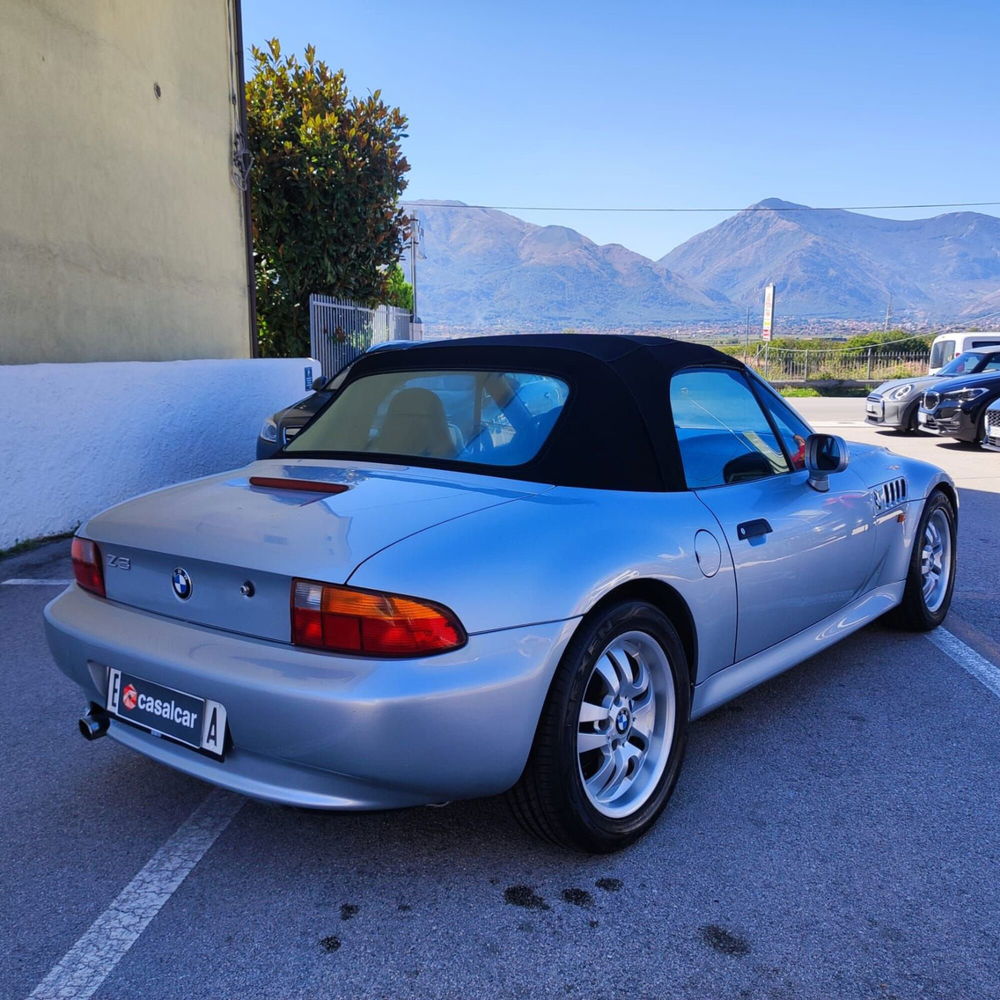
736;518;773;540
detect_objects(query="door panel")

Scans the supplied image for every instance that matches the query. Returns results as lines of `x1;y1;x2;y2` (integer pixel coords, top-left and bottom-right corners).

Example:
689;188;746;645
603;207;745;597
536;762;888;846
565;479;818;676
696;467;875;662
669;366;875;664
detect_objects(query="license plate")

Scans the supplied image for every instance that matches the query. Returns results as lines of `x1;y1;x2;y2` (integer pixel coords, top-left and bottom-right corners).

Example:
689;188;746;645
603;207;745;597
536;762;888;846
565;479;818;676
866;401;881;415
106;668;226;757
988;427;1000;443
917;411;929;425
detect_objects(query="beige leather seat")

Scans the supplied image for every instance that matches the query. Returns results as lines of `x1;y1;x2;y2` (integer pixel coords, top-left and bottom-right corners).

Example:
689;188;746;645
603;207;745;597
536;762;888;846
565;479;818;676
374;388;455;458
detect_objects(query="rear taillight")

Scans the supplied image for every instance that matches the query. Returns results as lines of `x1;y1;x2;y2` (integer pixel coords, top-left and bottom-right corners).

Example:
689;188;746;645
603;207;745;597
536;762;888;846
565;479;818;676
71;537;105;597
291;580;466;656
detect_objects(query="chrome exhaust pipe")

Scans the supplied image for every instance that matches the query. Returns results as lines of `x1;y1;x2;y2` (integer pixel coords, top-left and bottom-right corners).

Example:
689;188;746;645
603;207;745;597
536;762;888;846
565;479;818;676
79;704;110;741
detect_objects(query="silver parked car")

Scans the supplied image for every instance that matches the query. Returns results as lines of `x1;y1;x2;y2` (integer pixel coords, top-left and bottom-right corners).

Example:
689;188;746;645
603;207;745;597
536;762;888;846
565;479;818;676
981;396;1000;452
46;335;957;852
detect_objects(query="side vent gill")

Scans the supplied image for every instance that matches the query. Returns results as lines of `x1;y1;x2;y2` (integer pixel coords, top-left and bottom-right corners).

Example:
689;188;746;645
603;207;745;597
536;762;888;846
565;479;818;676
881;477;907;507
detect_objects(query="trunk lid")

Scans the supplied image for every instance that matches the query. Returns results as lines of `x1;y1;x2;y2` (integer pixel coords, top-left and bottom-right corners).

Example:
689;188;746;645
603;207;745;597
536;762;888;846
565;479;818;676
85;460;549;642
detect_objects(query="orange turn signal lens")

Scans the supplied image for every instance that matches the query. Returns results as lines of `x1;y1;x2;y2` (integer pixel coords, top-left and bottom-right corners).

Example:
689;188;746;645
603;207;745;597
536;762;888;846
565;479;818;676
291;580;466;656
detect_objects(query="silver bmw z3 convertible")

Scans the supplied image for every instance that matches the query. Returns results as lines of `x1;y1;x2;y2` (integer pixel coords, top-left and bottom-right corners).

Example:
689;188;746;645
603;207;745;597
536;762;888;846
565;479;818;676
45;334;958;852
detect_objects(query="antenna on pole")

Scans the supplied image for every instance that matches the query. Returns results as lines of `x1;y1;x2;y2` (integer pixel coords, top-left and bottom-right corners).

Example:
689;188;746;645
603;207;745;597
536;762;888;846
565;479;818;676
883;292;893;332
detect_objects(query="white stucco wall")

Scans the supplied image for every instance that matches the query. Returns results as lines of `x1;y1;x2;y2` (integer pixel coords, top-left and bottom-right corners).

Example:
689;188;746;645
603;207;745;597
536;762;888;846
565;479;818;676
0;359;321;550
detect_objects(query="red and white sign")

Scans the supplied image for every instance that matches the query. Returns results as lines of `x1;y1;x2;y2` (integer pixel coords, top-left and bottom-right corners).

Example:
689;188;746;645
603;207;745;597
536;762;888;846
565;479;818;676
762;284;775;342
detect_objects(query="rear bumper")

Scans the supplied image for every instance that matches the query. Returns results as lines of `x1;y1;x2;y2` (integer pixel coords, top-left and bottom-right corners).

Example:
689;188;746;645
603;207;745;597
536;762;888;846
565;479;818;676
45;586;577;809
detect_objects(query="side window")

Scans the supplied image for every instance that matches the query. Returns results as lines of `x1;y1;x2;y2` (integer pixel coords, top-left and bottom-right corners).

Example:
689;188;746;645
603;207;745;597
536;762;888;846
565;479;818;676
670;369;790;489
751;379;813;471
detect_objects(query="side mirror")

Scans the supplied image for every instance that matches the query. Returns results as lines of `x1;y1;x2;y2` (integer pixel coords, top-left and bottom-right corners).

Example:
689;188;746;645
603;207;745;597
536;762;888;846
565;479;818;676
805;433;849;492
311;376;330;392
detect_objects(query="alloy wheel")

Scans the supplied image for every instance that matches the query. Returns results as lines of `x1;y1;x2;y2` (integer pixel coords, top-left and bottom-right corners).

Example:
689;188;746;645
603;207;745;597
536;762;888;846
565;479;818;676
920;508;952;613
576;630;676;819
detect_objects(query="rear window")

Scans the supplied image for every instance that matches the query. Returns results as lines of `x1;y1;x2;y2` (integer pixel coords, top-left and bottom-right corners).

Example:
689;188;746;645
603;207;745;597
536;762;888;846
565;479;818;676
285;370;569;467
930;340;955;369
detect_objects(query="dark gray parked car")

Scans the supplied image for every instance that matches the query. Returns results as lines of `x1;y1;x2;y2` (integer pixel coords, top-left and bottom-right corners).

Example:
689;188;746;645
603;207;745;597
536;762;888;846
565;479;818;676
256;378;336;458
865;349;1000;432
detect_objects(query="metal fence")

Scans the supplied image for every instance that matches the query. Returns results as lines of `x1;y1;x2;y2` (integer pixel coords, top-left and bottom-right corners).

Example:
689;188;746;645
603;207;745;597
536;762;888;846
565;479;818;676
742;347;930;383
309;294;414;377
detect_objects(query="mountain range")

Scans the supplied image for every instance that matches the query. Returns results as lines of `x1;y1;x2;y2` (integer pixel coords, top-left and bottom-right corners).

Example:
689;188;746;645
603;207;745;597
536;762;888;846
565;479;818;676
408;198;1000;331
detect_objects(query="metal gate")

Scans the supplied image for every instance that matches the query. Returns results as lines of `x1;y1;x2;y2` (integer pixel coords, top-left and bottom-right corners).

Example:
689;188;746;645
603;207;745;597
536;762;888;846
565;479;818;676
309;294;415;376
745;345;929;382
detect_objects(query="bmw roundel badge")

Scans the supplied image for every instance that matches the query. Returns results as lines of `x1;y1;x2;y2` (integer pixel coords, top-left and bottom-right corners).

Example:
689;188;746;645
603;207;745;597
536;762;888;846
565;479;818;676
172;567;193;601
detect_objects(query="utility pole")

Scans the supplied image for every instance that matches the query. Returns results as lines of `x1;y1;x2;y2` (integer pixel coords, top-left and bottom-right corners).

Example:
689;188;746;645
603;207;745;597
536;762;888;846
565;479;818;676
407;211;424;340
408;212;419;319
883;292;893;333
743;306;751;364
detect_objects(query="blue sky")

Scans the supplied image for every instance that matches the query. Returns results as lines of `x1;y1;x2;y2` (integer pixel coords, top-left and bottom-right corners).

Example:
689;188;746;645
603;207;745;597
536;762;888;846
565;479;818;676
241;0;1000;260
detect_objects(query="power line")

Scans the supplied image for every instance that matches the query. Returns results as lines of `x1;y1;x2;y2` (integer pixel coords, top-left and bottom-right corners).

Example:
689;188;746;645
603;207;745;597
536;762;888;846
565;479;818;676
403;200;1000;214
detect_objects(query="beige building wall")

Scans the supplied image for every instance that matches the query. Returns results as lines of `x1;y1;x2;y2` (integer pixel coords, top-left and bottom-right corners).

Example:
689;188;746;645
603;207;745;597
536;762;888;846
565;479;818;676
0;0;252;364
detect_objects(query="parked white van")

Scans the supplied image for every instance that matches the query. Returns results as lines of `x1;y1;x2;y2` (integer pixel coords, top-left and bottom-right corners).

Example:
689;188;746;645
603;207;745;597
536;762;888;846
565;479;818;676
929;331;1000;374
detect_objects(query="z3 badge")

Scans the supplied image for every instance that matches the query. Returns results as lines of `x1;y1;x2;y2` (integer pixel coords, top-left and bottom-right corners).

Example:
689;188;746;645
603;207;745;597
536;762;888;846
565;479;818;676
106;554;131;570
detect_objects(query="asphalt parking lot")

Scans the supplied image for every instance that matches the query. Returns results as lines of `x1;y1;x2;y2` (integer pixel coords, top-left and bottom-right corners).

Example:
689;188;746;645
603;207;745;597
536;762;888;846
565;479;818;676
3;398;999;1000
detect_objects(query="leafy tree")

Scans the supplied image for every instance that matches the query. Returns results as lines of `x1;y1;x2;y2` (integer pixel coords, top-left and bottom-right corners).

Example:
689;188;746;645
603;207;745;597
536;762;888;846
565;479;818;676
246;40;410;357
843;330;933;354
384;265;414;312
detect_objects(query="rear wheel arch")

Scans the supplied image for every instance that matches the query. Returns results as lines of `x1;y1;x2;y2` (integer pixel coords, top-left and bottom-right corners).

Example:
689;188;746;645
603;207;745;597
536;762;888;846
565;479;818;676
510;594;691;851
582;580;698;689
517;579;698;780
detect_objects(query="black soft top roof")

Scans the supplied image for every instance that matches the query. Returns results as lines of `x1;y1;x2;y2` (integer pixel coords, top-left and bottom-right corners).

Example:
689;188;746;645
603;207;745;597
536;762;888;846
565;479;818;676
311;333;748;491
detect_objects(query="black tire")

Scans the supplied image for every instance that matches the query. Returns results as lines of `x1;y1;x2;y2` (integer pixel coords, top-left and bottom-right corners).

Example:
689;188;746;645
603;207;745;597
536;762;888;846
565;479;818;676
975;411;988;448
894;403;920;434
508;600;690;853
888;490;956;631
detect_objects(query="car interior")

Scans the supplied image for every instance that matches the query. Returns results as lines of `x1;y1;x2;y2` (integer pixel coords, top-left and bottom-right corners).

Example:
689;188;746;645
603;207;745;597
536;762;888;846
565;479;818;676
285;369;569;468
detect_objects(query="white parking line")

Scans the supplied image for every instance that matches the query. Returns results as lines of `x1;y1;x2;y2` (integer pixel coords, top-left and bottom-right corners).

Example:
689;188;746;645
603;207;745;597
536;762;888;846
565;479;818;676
929;628;1000;700
27;790;243;1000
2;579;73;586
